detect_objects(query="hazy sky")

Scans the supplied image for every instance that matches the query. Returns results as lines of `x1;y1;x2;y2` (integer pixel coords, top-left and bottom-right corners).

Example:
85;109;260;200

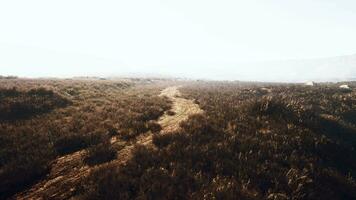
1;0;356;80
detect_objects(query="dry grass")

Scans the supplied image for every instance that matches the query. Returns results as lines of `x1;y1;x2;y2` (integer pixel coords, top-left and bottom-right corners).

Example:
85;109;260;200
79;81;356;200
2;79;356;199
0;78;172;199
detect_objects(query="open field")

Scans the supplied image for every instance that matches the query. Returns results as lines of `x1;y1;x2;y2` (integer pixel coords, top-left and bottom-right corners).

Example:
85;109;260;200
1;78;356;199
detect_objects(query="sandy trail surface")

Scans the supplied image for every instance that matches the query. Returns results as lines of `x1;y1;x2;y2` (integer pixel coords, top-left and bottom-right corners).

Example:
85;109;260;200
158;86;202;132
131;86;202;146
15;86;202;200
113;86;203;165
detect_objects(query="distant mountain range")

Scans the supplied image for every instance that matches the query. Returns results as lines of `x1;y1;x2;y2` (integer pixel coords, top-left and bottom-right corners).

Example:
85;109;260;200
214;54;356;82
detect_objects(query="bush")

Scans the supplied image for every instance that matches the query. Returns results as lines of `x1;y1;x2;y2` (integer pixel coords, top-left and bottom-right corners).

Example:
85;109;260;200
152;133;174;148
0;88;70;121
146;121;162;133
54;132;103;155
166;110;176;116
0;129;55;199
84;141;117;166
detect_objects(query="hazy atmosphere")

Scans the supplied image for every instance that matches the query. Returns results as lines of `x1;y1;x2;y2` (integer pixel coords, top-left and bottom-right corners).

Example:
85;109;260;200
1;0;356;81
2;2;356;199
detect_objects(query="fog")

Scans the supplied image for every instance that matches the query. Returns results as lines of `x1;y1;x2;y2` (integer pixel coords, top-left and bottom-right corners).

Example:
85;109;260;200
1;0;356;81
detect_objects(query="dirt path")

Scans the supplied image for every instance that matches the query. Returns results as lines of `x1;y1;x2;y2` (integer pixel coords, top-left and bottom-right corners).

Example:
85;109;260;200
158;86;202;132
14;86;202;200
133;86;202;146
114;86;202;163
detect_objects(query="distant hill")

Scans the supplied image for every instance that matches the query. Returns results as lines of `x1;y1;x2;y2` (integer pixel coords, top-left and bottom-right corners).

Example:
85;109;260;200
153;54;356;82
0;75;18;79
217;54;356;82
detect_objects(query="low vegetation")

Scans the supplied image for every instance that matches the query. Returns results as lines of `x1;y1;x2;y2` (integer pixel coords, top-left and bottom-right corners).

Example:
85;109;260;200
0;78;171;199
80;81;356;200
0;87;70;121
84;139;117;166
0;127;55;198
1;79;356;199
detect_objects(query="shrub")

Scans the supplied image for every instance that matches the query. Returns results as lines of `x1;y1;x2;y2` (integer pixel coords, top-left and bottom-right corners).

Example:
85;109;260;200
152;133;175;148
84;141;117;166
0;88;70;121
146;121;162;133
0;129;55;199
166;110;176;116
54;132;103;155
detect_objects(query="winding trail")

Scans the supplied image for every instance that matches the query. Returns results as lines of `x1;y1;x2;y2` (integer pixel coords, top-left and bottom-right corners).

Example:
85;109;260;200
133;86;202;146
114;86;202;163
158;86;202;132
14;86;202;200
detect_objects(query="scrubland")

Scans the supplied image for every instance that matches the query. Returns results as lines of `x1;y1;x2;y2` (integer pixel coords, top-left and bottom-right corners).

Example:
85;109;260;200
1;78;356;199
0;78;171;199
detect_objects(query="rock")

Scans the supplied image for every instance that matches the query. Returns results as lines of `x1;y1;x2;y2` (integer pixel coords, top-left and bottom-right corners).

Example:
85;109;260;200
339;84;352;92
305;81;315;86
259;87;272;94
339;84;350;89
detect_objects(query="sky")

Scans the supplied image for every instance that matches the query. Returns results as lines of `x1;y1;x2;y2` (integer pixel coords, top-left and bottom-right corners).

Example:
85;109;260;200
1;0;356;81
